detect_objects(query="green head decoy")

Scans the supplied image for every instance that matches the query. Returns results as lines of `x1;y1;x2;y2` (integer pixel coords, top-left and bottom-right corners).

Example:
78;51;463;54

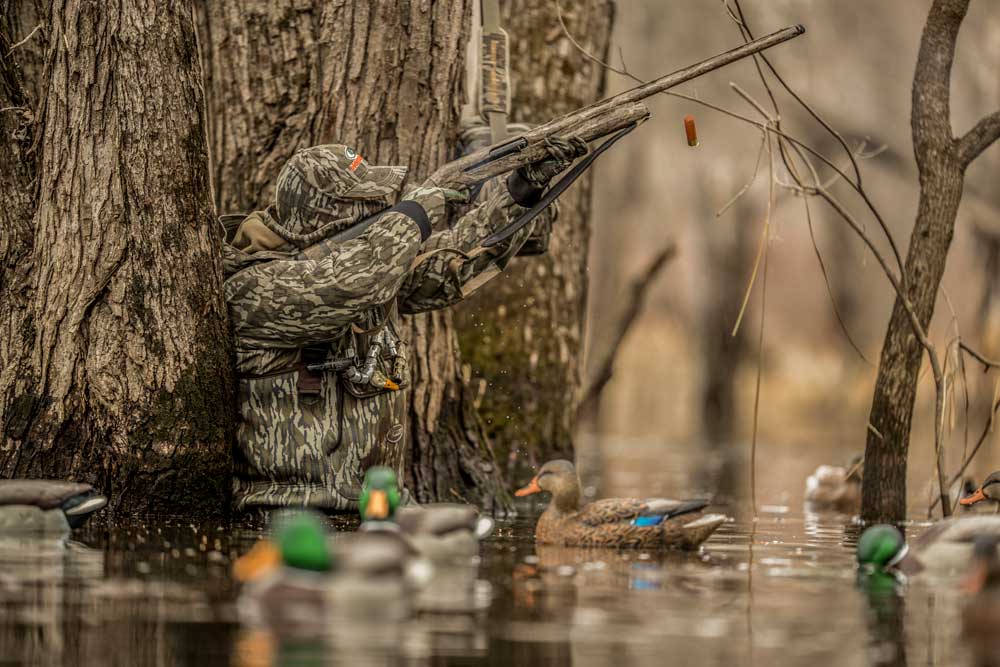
234;510;331;582
359;467;402;523
857;525;913;575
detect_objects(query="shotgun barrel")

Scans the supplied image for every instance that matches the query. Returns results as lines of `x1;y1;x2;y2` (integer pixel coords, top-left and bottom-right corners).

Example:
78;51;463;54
429;24;806;188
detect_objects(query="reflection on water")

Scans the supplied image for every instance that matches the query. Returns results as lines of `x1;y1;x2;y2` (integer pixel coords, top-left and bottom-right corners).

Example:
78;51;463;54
0;509;987;665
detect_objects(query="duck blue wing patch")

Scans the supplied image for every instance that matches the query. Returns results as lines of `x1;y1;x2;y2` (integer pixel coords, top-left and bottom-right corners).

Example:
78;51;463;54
632;515;665;527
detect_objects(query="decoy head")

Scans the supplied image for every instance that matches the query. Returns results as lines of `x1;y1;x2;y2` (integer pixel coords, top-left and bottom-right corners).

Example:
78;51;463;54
359;466;402;522
515;460;581;510
960;471;1000;507
233;510;331;582
857;525;911;574
963;536;1000;595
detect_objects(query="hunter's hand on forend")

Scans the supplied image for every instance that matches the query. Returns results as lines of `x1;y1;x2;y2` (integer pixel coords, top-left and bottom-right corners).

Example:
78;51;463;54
507;135;587;207
520;136;588;188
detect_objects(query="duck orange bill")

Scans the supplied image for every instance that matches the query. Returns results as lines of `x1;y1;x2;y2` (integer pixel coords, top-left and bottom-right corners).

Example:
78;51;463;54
233;539;281;582
961;488;988;506
367;489;389;519
515;477;542;497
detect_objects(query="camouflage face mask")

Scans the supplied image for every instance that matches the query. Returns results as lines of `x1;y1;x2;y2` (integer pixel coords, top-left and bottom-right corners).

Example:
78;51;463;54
272;144;408;247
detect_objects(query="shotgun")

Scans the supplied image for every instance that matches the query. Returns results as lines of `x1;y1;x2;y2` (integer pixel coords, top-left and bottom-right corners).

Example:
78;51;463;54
299;24;806;257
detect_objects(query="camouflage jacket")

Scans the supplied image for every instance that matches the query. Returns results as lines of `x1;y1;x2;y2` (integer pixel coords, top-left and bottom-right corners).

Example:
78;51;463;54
223;182;553;512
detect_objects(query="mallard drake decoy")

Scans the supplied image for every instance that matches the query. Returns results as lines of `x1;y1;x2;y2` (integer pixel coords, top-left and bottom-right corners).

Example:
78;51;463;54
358;466;494;559
858;516;1000;577
962;536;1000;666
515;459;727;550
0;480;107;533
961;472;1000;512
234;510;414;636
804;453;862;513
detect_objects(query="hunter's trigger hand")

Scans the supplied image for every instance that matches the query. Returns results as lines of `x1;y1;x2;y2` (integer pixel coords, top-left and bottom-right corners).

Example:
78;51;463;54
507;136;587;207
402;185;470;229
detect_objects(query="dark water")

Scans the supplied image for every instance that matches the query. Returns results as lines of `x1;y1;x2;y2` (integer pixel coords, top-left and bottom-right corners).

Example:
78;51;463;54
0;506;984;667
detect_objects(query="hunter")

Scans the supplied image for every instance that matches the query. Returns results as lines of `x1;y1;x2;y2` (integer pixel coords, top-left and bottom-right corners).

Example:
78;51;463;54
222;134;585;514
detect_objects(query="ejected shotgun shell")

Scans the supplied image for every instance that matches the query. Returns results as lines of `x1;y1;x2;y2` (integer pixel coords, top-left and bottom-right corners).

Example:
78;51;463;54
684;115;698;146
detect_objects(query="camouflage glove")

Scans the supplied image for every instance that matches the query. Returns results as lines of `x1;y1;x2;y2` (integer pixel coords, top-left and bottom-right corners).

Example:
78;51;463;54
507;136;588;207
402;184;469;230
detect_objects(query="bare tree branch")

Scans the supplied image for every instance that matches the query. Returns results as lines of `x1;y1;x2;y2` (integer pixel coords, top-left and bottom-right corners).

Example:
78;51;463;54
957;110;1000;168
578;243;678;415
960;341;1000;370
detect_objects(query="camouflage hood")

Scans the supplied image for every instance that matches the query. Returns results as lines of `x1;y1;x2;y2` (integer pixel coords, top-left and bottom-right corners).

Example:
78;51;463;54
271;144;408;248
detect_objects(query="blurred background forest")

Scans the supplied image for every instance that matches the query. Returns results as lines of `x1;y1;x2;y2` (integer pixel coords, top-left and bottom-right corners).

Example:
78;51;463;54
557;0;1000;510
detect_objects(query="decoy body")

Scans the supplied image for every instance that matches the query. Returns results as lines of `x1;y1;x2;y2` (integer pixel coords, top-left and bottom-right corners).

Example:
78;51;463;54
358;467;494;559
804;454;862;514
234;510;414;636
515;460;727;550
858;516;1000;577
961;472;1000;513
0;480;107;533
961;536;1000;667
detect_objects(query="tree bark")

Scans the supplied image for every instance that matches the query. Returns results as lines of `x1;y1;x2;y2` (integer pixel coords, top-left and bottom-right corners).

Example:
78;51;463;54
198;0;520;507
862;0;998;523
0;0;234;516
453;0;615;475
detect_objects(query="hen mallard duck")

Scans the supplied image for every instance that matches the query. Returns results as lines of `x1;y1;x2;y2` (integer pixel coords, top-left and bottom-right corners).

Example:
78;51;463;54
234;510;414;635
358;467;494;559
0;480;107;533
961;472;1000;512
804;454;862;513
515;459;727;550
858;516;1000;577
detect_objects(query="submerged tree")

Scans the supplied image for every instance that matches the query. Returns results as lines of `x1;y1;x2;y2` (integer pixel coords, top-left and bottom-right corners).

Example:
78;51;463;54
862;0;1000;522
0;0;233;515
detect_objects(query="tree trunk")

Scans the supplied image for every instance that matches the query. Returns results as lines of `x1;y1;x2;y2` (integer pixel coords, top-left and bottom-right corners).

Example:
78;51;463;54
198;0;518;507
453;0;615;476
0;0;234;516
862;0;989;523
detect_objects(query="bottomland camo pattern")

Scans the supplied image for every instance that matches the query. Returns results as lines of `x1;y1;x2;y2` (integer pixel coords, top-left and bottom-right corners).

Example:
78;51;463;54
274;144;407;246
224;139;557;512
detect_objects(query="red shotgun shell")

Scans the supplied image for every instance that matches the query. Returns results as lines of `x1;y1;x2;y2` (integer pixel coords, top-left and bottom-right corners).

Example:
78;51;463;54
684;115;698;147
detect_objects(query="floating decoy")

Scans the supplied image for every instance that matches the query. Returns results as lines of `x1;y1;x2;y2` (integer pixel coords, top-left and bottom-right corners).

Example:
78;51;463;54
805;453;862;514
961;536;1000;664
0;480;107;533
234;510;414;635
858;517;1000;577
358;466;494;559
961;472;1000;512
515;459;727;549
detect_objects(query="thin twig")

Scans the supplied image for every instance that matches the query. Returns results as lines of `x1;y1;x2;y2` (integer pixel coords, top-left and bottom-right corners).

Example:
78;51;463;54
5;23;43;58
960;342;1000;370
803;197;873;366
749;133;775;517
717;132;766;217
